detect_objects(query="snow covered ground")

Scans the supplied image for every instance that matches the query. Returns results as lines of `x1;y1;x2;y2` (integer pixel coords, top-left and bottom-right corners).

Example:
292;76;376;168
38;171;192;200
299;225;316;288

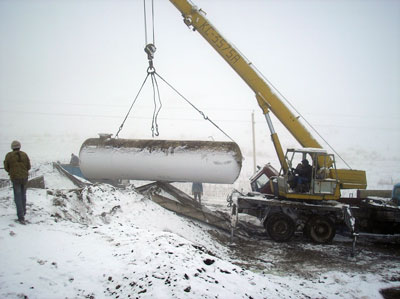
1;164;399;298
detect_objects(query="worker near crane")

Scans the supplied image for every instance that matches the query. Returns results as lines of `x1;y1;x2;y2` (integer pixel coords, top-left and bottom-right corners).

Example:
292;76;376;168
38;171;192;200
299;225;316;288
294;159;312;192
192;182;203;204
3;140;31;224
70;153;79;166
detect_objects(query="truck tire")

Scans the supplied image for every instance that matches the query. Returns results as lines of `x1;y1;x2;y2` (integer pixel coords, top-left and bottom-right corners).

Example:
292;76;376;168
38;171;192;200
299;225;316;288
264;213;295;242
306;215;336;244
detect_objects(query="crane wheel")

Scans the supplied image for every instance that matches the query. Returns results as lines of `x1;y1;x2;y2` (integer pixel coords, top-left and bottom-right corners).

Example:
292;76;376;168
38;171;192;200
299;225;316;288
264;213;295;242
306;215;336;244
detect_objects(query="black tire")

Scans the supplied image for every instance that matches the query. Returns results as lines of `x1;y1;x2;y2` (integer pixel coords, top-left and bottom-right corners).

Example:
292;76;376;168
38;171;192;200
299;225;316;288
264;213;295;242
306;215;336;244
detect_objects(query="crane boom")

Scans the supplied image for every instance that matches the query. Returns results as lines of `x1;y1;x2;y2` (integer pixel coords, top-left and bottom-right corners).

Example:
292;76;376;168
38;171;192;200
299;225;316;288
170;0;321;151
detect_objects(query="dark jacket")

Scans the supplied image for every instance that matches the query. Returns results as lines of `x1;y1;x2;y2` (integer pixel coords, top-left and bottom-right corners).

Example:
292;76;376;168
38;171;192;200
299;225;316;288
4;150;31;180
296;163;312;181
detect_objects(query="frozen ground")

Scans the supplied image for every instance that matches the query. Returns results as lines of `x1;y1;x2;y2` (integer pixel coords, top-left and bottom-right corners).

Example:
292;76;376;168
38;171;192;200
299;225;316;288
0;163;399;298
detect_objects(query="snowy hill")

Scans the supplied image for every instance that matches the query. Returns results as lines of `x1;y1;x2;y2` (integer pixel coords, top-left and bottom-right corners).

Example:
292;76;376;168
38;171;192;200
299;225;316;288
1;164;399;298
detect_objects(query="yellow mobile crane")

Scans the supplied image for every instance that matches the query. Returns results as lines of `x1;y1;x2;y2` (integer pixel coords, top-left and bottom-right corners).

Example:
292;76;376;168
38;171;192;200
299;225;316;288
170;0;366;200
169;1;400;245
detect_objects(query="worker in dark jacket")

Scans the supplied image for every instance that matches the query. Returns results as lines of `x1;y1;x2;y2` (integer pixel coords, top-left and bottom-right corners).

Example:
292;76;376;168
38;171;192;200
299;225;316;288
70;153;79;166
297;159;312;181
294;159;312;192
4;140;31;224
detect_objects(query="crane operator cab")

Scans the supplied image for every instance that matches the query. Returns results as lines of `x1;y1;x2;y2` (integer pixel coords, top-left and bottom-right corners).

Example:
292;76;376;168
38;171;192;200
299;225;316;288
251;148;343;201
280;148;341;200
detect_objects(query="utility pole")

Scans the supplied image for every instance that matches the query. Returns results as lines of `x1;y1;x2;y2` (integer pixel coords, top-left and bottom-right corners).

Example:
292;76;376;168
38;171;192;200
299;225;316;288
251;111;256;173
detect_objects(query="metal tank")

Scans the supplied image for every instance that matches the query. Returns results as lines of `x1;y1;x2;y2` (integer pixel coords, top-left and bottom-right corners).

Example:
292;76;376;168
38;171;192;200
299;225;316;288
79;136;242;184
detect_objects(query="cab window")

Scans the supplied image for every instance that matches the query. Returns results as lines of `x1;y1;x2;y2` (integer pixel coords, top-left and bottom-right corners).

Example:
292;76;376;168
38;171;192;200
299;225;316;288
254;174;268;191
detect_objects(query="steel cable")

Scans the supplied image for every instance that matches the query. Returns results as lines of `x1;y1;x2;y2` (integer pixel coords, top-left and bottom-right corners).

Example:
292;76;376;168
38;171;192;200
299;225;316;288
143;0;148;45
253;64;352;169
143;0;155;47
115;73;150;138
119;0;234;142
155;72;236;143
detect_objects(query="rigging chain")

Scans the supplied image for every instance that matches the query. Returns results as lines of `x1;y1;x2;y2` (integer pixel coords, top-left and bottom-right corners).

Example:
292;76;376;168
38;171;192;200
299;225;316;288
115;73;150;138
150;71;162;137
116;0;235;142
115;67;236;142
155;72;236;143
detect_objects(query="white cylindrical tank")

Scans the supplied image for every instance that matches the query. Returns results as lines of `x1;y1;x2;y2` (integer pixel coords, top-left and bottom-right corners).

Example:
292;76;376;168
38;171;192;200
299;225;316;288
79;137;242;184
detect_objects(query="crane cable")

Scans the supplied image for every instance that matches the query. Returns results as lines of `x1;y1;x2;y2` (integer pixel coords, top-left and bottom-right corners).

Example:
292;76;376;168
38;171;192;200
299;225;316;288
116;0;156;138
143;0;155;46
154;72;235;142
117;0;161;138
116;0;235;142
143;0;161;137
253;64;352;169
115;66;236;142
115;73;150;138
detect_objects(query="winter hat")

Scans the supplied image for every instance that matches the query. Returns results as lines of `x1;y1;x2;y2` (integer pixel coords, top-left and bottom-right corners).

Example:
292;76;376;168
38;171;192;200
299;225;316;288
11;140;21;150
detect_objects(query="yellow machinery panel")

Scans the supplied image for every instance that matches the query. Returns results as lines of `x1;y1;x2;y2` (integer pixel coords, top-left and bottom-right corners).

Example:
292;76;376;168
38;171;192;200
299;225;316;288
330;169;367;189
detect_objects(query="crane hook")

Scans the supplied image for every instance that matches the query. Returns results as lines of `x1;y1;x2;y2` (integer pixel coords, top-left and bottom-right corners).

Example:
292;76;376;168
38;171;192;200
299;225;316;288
145;43;157;72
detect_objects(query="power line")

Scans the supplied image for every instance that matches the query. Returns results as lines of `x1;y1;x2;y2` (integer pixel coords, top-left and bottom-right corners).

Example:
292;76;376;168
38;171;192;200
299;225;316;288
4;100;399;119
1;109;399;132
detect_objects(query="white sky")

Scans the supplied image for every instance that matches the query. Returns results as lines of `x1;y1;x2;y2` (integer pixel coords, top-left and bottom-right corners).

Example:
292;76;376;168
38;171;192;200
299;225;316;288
1;0;399;179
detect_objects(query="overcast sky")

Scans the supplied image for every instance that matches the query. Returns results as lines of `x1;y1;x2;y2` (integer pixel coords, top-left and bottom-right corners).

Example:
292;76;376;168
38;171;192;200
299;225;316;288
1;0;399;176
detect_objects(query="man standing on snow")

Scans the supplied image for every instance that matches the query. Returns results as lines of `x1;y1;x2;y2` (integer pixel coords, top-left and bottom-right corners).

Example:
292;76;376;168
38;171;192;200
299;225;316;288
192;182;203;205
4;140;31;224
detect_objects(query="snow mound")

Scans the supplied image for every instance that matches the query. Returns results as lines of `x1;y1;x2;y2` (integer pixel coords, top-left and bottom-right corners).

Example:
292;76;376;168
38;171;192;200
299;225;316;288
1;164;399;298
1;184;293;298
33;163;78;189
46;185;227;251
